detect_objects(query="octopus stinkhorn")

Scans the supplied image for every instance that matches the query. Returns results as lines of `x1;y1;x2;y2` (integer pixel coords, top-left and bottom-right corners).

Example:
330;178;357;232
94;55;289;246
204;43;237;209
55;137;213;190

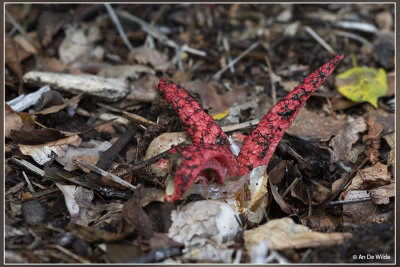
155;55;344;201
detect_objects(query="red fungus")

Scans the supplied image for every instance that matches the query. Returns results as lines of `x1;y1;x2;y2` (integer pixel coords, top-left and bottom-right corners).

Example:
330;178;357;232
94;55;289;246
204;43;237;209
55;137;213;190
237;55;344;175
156;77;229;147
155;55;343;201
165;144;239;202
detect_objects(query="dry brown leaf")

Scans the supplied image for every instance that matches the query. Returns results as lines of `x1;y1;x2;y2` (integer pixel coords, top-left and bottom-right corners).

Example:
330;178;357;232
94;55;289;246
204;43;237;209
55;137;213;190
99;163;133;190
269;180;294;215
19;135;82;165
304;209;342;232
5;104;24;138
126;74;158;103
73;155;99;173
5;35;32;77
128;46;171;72
311;180;331;204
368;182;395;205
329;116;367;163
13;34;37;54
34;93;83;115
245;217;351;251
343;190;393;225
383;133;394;166
340;162;391;200
362;115;383;164
287;108;346;139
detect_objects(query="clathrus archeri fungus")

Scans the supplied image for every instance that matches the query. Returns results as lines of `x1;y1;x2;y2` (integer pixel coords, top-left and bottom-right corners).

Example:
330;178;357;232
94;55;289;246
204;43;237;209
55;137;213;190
156;55;344;201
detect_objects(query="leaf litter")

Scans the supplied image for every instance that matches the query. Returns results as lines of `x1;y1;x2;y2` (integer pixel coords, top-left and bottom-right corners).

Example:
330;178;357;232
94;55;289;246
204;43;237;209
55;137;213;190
4;3;394;264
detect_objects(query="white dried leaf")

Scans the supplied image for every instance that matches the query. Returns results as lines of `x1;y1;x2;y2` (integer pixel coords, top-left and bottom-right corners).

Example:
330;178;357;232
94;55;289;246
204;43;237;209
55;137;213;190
245;217;351;251
19;135;82;165
56;140;112;171
168;200;241;263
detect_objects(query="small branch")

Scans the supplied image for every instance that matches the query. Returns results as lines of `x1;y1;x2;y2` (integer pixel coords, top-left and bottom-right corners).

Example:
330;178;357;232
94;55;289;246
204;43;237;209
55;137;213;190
22;171;36;193
325;197;371;206
118;150;169;176
221;118;260;133
333;29;375;50
5;9;37;49
104;3;134;51
48;244;91;264
213;40;260;80
265;55;277;105
74;159;136;191
116;10;206;57
282;177;299;197
305;26;337;55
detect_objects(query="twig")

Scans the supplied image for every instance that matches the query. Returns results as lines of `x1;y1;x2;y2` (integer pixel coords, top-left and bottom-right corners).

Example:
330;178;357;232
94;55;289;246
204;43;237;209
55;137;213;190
325;197;371;206
305;26;337;55
118;150;169;177
96;102;156;126
116;10;206;57
74;159;136;191
333;29;375;50
282;177;299;197
223;36;235;73
22;171;36;193
104;3;134;51
122;111;156;126
47;244;91;264
9;158;45;177
5;9;37;49
221;118;260;133
213;40;260;80
265;55;277;105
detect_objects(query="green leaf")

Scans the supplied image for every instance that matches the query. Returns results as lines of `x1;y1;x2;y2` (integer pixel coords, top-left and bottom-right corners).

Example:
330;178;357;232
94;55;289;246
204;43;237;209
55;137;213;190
335;67;388;108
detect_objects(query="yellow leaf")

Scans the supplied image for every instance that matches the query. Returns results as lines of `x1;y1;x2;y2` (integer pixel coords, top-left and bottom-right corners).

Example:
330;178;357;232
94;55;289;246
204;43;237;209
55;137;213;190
212;109;230;120
336;67;388;108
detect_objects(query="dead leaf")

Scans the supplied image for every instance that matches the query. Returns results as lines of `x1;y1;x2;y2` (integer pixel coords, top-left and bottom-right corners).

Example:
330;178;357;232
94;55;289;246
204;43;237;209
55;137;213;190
340;162;391;200
375;11;393;31
13;34;37;54
245;217;352;251
5;104;24;138
57;140;112;171
56;184;95;225
126;74;159;103
19;135;82;165
99;163;133;190
122;187;158;239
59;24;102;65
287;108;346;139
368;182;395;205
304;209;342;232
35;93;83;115
73;155;99;173
268;160;289;185
362;115;383;164
128;46;171;72
343;190;393;225
37;11;68;46
383;133;394;166
10;128;71;145
311;180;331;204
168;200;241;263
98;64;155;79
329;116;367;163
5;35;32;77
269;180;294;215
